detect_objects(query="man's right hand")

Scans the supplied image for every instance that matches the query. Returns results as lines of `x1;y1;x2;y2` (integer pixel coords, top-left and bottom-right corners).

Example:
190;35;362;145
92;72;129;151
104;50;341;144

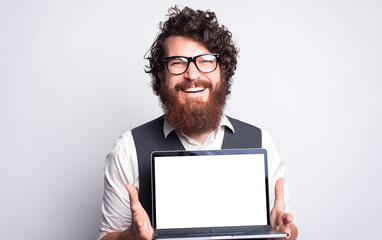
124;184;154;240
102;184;153;240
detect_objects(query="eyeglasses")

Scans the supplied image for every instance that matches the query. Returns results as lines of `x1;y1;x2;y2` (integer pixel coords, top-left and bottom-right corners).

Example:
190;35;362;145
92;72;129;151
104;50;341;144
163;53;220;75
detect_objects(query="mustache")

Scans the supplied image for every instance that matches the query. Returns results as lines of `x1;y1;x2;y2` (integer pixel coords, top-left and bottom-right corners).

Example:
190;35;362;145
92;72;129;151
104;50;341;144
174;80;213;91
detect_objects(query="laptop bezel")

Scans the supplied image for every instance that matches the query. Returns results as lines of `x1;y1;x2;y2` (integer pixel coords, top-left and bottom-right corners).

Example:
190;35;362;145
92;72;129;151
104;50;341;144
150;148;271;230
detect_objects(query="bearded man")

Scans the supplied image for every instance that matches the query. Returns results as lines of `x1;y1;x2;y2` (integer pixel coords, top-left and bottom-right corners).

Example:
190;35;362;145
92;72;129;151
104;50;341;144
98;6;298;240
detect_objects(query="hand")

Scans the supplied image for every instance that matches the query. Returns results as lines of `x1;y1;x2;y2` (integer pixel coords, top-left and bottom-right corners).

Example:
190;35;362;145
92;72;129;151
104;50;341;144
269;178;294;240
125;184;153;240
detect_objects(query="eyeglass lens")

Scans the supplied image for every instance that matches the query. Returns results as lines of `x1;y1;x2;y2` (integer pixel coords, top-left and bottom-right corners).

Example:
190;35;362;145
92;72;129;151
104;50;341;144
166;54;218;75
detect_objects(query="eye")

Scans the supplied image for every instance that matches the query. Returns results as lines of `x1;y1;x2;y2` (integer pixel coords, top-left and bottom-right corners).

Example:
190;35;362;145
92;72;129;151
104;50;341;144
168;57;188;66
197;55;216;64
170;61;184;66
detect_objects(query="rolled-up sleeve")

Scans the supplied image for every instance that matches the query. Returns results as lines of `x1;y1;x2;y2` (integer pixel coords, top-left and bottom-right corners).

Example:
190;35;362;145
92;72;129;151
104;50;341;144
98;131;139;240
262;130;290;213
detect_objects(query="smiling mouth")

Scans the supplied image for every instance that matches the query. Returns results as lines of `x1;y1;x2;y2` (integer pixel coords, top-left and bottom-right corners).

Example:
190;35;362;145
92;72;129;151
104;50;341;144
182;87;206;93
183;87;205;93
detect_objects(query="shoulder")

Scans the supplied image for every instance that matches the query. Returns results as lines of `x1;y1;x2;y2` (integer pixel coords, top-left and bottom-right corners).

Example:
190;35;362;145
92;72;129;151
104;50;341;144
226;116;279;149
225;115;262;139
108;115;166;159
226;115;261;131
226;116;277;141
105;130;135;165
132;116;164;132
261;129;278;149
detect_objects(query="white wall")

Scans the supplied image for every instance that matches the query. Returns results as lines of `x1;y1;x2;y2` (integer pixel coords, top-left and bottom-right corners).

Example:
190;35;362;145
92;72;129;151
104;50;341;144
1;0;381;239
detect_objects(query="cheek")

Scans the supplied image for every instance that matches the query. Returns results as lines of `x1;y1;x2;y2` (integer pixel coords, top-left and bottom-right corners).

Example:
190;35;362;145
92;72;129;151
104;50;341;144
210;74;222;87
166;75;182;88
209;67;222;86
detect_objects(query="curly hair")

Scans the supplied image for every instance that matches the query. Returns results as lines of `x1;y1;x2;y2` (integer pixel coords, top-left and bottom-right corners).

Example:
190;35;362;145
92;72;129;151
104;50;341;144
145;6;239;96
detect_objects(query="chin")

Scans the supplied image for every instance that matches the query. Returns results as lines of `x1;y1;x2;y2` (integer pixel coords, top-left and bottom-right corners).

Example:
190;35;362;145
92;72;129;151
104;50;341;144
182;97;209;105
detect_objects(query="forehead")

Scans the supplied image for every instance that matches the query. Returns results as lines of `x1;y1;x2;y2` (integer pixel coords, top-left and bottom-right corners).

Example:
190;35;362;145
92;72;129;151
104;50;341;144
165;36;211;57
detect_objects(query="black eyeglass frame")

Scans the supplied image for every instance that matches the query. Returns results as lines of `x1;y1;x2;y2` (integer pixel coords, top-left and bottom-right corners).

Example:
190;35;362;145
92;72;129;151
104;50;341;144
163;53;220;75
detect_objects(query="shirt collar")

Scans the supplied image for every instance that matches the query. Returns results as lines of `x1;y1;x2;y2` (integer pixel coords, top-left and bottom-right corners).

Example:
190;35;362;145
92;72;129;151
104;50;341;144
163;115;235;139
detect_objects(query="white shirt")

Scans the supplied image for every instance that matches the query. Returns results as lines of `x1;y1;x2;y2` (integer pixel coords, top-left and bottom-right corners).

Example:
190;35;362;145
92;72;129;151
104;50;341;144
97;116;290;240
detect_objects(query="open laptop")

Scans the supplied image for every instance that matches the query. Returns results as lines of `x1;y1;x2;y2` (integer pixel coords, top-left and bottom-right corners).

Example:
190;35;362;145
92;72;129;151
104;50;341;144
151;148;288;239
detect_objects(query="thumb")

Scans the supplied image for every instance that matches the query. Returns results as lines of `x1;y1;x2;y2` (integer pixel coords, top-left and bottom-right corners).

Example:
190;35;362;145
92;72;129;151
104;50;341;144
125;184;142;212
282;213;294;225
274;178;285;210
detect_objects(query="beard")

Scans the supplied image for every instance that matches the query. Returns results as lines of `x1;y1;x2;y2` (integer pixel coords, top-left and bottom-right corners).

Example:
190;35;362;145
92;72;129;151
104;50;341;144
158;79;229;136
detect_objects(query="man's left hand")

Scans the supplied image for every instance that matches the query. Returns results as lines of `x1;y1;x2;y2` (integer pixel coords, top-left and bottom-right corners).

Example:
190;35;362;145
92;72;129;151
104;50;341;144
269;178;298;240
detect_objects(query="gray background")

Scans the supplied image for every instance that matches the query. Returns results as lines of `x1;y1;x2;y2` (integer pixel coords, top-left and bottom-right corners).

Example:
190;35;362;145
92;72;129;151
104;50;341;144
1;0;381;239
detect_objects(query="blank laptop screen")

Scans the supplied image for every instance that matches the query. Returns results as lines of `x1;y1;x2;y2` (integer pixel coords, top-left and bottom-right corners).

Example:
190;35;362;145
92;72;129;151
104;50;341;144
153;151;268;229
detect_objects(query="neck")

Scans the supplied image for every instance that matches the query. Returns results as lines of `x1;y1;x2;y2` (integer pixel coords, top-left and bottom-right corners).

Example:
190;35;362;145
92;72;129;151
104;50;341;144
184;130;215;144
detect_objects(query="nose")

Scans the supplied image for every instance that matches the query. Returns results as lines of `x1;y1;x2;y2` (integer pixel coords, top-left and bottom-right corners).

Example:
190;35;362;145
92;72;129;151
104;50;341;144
184;61;201;81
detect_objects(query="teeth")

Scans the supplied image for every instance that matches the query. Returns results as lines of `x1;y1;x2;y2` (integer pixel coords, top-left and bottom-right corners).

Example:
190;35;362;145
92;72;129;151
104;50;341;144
184;87;205;93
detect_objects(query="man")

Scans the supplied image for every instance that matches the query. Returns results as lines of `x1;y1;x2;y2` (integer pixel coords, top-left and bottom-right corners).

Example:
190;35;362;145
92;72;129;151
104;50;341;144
98;6;298;240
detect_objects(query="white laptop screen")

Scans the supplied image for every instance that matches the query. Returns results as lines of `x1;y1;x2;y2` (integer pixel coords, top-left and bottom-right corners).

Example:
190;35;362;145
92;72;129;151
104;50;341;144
153;151;268;229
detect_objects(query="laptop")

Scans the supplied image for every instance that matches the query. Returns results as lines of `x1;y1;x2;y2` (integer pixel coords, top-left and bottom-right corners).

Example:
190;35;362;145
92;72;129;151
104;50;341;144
151;148;288;239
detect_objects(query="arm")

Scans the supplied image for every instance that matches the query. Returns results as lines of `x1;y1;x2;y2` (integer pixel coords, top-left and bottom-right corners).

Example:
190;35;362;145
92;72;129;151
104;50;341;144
102;184;153;240
99;132;150;240
269;178;298;240
262;131;297;239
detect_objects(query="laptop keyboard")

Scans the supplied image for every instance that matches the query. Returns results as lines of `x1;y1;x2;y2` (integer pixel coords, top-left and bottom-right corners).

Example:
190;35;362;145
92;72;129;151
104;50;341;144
157;226;271;236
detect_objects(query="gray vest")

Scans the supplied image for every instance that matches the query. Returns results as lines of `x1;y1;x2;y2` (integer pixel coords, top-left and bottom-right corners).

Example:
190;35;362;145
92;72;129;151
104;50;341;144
131;116;262;221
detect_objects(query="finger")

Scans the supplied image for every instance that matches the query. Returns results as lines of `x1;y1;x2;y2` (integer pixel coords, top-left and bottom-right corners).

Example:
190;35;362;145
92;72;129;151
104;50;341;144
275;178;284;201
282;213;293;224
125;184;142;212
280;225;291;239
276;212;292;226
274;178;285;210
